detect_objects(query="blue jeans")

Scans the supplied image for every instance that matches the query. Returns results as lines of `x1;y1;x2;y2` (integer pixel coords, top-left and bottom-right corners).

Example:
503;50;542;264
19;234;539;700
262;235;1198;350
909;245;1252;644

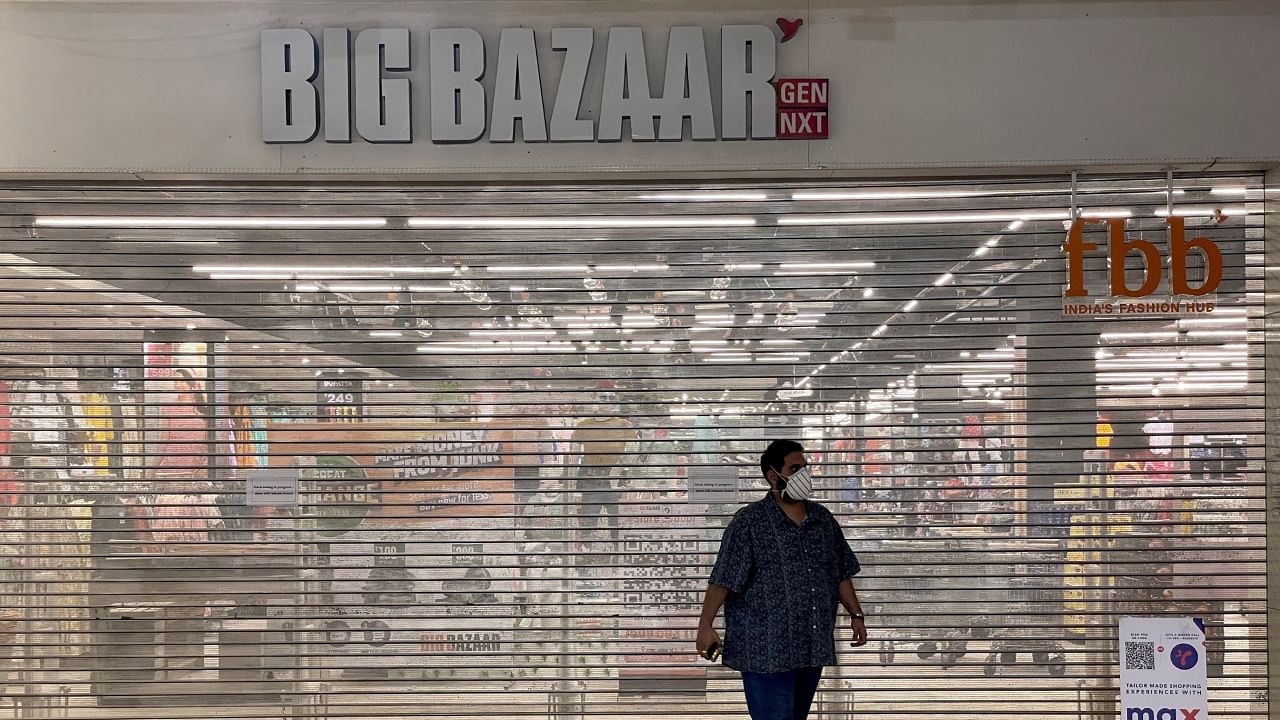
741;666;824;720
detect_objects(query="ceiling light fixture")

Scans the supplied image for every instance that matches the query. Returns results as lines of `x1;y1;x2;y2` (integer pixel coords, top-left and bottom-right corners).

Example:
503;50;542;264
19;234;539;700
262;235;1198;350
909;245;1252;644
1186;330;1249;338
486;265;589;274
468;329;557;338
408;216;757;229
778;210;1071;226
640;192;769;202
37;216;387;229
195;265;452;275
790;187;1066;202
778;262;876;270
1154;206;1251;217
1100;331;1179;340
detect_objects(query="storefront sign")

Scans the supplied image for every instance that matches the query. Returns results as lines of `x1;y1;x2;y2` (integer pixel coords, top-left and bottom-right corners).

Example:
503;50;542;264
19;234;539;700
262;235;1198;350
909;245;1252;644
261;23;828;144
776;79;828;140
1062;218;1222;316
1120;617;1208;720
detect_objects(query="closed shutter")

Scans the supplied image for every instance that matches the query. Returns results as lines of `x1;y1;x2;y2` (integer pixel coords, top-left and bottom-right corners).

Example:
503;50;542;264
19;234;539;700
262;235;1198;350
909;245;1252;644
0;174;1266;719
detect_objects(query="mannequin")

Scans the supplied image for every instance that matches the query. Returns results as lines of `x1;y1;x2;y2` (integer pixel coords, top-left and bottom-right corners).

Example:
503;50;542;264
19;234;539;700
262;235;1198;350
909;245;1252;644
572;400;638;541
154;369;209;479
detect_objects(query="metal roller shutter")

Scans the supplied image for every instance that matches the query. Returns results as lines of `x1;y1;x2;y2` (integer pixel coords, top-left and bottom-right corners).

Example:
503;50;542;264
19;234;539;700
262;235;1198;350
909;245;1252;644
0;174;1267;720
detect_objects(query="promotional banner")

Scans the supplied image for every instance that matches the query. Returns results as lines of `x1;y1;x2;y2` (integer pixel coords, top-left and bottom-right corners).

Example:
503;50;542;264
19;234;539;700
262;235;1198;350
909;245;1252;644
1120;617;1208;720
616;496;711;687
266;423;517;680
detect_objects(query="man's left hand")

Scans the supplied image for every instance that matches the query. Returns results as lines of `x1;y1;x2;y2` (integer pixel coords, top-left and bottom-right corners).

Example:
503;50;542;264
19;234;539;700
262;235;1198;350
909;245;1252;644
850;617;868;647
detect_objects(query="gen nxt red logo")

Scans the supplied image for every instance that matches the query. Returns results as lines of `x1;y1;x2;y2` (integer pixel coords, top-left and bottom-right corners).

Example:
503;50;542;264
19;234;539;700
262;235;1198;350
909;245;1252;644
1063;217;1223;298
776;78;828;139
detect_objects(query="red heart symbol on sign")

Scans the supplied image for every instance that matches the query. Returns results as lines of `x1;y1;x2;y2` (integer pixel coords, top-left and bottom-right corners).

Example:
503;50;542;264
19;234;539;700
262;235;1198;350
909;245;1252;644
777;17;804;42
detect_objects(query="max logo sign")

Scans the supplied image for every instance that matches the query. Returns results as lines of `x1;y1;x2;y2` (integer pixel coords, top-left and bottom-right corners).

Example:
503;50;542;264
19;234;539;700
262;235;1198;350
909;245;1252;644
1125;709;1201;720
1063;217;1223;298
261;23;828;144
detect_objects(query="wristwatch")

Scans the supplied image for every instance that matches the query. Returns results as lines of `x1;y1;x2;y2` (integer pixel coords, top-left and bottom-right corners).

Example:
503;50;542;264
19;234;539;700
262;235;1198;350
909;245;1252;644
851;611;866;620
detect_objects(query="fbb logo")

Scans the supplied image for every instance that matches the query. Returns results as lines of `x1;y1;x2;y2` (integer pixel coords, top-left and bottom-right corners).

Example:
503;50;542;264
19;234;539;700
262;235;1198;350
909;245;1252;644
1062;217;1223;298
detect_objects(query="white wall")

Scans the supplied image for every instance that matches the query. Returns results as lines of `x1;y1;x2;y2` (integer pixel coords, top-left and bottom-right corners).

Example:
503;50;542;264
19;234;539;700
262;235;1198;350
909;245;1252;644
1;0;1278;176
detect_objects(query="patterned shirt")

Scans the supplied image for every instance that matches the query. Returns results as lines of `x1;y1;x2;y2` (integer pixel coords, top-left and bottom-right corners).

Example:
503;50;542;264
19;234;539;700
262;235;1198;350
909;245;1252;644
708;494;861;673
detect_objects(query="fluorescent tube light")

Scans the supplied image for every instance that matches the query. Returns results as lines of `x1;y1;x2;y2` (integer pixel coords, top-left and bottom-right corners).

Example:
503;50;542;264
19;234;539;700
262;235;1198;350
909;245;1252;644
778;210;1070;226
1154;206;1251;217
595;264;670;272
779;262;876;270
36;216;387;229
408;216;756;229
1100;331;1179;340
640;192;768;202
469;330;557;337
418;345;514;354
1187;330;1249;338
486;265;589;274
195;265;452;275
322;284;404;293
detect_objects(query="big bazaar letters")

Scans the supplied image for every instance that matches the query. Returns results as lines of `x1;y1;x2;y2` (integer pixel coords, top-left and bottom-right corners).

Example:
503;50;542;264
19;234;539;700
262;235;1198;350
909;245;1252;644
262;25;791;143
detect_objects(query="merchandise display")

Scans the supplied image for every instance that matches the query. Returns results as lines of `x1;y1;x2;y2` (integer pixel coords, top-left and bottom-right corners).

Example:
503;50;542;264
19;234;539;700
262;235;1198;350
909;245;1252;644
0;175;1266;720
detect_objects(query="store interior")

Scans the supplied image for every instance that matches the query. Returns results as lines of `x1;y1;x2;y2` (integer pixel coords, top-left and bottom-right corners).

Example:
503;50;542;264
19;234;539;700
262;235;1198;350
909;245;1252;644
0;174;1267;719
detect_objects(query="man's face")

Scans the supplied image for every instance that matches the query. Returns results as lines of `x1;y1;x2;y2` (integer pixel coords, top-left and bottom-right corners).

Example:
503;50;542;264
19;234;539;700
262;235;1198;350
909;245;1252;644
771;451;809;490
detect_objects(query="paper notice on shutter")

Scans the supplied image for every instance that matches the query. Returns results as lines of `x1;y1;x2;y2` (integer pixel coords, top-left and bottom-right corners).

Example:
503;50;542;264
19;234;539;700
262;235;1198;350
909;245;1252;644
687;466;739;503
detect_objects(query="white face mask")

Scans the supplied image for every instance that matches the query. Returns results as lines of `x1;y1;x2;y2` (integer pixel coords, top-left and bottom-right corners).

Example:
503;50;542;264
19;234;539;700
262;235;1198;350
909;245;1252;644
777;466;814;501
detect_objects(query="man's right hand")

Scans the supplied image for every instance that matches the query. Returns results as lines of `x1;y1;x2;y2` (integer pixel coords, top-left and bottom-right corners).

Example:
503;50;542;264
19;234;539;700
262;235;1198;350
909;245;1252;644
696;625;722;660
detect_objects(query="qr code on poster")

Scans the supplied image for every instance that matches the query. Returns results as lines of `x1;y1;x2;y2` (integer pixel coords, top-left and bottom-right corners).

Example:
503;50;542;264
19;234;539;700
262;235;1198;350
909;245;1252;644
1125;642;1156;670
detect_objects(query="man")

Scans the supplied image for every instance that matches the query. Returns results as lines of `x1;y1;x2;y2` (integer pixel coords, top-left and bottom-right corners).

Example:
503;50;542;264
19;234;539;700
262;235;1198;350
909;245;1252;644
696;440;867;720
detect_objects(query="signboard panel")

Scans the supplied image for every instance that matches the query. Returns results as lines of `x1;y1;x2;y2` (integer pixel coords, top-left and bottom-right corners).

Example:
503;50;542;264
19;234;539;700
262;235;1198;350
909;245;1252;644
1120;617;1209;720
266;423;517;678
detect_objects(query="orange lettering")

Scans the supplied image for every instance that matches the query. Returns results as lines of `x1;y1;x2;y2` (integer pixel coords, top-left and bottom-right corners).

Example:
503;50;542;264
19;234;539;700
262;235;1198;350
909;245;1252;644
1062;218;1102;297
1168;217;1223;296
1109;221;1161;297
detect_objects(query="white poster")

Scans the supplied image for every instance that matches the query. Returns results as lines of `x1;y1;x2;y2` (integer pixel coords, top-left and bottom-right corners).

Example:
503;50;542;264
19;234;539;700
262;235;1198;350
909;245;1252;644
1120;617;1208;720
686;466;738;503
246;469;299;506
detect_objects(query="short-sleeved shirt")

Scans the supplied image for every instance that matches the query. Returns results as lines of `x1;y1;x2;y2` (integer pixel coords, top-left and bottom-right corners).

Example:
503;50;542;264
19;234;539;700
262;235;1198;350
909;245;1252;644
708;494;861;673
